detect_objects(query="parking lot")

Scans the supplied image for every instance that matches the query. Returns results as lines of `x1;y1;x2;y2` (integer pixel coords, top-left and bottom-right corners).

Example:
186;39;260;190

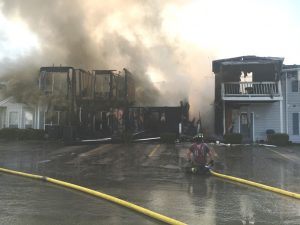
0;141;299;225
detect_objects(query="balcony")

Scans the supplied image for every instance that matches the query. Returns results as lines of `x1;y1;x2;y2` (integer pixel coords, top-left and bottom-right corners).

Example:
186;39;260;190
221;82;282;101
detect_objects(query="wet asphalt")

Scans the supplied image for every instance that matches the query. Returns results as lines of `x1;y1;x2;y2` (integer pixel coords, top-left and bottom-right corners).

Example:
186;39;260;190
0;141;299;225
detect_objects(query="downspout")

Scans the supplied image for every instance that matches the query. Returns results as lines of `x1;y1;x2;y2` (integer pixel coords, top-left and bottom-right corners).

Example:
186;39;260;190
221;82;226;135
223;101;226;135
279;80;283;133
37;106;40;129
285;72;288;134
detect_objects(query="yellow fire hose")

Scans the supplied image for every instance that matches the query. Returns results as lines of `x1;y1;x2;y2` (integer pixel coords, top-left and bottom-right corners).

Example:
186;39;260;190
1;167;299;225
210;169;300;199
0;167;187;225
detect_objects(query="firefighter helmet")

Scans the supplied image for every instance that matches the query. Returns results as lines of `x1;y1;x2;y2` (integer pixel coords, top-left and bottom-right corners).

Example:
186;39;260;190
193;133;204;142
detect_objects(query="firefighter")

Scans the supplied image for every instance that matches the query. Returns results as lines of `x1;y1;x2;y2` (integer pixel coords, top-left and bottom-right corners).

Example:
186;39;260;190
186;133;215;174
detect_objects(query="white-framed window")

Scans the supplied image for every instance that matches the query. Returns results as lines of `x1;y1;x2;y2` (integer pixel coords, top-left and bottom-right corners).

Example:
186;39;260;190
292;112;299;135
291;80;299;92
9;112;18;128
289;71;299;92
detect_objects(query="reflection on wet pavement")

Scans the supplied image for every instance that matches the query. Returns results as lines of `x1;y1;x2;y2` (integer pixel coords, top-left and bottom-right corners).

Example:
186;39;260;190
0;141;299;225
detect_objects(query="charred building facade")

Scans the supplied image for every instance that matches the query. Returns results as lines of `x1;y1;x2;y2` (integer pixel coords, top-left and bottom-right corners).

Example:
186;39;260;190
37;67;135;140
0;65;191;141
35;66;189;140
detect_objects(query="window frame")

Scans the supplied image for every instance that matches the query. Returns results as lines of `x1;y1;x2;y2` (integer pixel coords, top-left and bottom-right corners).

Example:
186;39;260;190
292;112;300;135
291;80;299;92
9;111;19;128
289;70;299;92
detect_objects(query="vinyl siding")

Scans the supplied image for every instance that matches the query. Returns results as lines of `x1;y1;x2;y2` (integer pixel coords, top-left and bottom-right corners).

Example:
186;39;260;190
282;69;300;143
240;102;281;142
288;110;300;143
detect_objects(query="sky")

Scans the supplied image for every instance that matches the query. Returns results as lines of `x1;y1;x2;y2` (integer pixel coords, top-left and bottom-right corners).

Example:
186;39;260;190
0;0;299;65
0;0;299;131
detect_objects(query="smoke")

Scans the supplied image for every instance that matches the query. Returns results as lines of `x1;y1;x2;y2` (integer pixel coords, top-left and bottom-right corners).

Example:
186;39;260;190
0;0;215;133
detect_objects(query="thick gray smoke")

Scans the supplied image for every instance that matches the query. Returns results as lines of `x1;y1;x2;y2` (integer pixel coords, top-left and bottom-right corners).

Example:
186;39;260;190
0;0;215;133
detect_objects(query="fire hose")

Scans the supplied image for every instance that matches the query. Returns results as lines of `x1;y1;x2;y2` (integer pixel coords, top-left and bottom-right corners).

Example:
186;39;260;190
0;167;187;225
209;169;300;199
1;166;299;225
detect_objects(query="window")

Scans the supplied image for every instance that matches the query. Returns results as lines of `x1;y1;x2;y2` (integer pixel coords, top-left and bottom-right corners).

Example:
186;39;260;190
291;80;299;92
293;113;299;135
289;71;299;92
24;110;33;128
9;112;18;128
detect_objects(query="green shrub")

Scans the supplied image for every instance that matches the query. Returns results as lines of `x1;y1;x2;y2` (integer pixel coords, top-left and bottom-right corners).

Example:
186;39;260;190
223;133;243;144
267;133;289;146
0;128;45;140
0;128;18;140
161;132;177;143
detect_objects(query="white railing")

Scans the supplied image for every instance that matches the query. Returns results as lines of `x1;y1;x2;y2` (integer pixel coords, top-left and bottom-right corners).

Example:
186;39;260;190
222;82;280;96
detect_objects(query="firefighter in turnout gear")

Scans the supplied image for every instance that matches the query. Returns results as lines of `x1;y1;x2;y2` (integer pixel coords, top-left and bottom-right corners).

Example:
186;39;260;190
186;133;215;174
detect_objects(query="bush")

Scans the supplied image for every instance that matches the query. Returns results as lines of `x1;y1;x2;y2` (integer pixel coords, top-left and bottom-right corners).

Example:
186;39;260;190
0;128;45;140
267;133;289;146
223;133;243;144
161;132;177;143
0;128;18;140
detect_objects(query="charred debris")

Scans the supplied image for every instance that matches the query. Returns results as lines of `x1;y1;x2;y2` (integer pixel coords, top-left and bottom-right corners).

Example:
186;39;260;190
16;66;194;143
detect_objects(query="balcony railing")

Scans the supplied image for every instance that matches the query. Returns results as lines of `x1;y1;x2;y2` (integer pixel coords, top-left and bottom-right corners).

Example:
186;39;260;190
222;82;281;98
222;82;280;96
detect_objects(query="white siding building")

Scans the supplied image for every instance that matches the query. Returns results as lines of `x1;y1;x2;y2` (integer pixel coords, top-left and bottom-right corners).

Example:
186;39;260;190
281;65;300;143
0;97;37;129
213;56;300;143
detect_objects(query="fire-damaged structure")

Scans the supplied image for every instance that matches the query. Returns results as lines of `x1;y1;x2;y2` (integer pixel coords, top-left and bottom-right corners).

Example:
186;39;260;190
35;66;190;141
37;67;135;140
128;103;190;136
0;64;192;141
213;56;285;143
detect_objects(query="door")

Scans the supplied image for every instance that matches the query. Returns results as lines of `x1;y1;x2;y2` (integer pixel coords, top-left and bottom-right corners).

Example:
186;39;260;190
240;112;253;142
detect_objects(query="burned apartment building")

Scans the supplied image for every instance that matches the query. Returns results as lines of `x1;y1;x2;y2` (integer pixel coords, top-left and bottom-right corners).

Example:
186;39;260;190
37;66;190;140
213;55;300;143
0;64;191;141
37;67;135;140
213;56;283;143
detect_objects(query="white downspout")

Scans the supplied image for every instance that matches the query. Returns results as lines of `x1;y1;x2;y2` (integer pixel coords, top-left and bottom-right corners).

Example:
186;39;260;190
252;112;255;142
285;72;288;134
223;101;226;135
280;99;283;133
44;111;46;130
279;79;283;133
37;106;40;129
